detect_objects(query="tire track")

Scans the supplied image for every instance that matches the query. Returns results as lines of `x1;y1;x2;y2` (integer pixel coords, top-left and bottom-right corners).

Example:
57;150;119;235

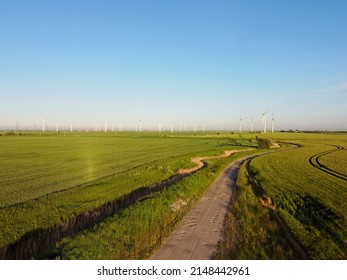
309;146;347;182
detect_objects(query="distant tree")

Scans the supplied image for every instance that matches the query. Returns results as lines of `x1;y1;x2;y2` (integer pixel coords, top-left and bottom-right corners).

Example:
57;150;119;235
257;138;272;149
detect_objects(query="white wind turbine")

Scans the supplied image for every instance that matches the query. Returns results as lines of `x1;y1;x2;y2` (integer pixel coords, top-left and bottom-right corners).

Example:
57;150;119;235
104;119;108;132
139;119;142;132
250;115;255;133
170;116;174;133
262;111;267;133
56;121;59;133
70;120;73;132
271;111;275;133
239;116;242;133
42;118;45;133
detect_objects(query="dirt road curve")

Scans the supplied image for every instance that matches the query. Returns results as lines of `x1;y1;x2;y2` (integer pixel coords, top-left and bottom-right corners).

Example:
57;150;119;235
150;153;261;260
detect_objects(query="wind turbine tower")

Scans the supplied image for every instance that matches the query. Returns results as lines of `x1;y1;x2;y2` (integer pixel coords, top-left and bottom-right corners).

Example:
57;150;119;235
272;111;275;133
56;121;59;133
42;118;45;133
70;121;73;132
262;112;267;133
139;120;142;132
239;116;242;133
104;119;108;132
170;117;174;133
250;115;254;133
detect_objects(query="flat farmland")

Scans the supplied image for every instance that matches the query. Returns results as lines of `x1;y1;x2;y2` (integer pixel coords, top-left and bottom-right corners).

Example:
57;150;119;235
1;131;346;260
0;132;248;208
0;132;256;256
248;135;347;259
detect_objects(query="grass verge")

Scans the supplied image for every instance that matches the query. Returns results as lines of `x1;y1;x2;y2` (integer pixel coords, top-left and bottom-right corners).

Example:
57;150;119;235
214;160;296;259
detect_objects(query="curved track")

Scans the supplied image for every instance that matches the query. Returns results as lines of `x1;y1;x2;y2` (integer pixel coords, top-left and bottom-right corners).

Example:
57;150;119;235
309;146;347;182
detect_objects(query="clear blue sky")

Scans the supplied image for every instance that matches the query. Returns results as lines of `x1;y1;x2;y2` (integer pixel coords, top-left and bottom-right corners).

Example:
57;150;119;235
1;0;346;131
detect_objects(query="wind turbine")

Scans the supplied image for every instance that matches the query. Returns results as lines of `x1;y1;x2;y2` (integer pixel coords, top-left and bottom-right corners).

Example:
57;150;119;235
70;120;73;132
42;118;45;133
95;122;98;132
56;121;59;133
179;121;182;132
271;111;275;133
104;119;108;132
170;116;174;133
250;115;255;133
262;111;267;133
239;116;242;133
139;119;142;132
119;122;123;132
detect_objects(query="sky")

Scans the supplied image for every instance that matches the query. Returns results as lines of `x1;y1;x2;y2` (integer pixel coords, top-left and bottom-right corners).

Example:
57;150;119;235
1;0;347;131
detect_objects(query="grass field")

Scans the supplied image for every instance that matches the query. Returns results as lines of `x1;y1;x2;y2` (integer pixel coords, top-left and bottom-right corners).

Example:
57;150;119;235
1;131;346;259
214;161;296;260
51;151;258;259
248;135;347;259
0;131;257;255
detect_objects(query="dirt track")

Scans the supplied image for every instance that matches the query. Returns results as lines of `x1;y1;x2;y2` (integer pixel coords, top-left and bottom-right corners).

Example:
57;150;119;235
150;153;261;260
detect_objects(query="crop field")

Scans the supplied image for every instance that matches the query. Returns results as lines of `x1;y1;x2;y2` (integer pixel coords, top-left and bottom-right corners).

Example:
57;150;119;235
0;131;346;260
248;134;347;259
0;131;257;258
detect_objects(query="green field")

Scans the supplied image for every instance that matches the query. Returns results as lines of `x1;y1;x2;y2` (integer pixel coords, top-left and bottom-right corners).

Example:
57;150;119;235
0;131;346;259
248;134;347;259
0;131;256;256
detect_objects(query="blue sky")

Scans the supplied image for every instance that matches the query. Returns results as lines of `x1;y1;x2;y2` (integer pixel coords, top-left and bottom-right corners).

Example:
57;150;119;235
1;0;346;131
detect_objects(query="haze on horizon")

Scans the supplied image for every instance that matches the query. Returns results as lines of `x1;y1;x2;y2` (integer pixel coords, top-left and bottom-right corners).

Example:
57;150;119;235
1;1;347;131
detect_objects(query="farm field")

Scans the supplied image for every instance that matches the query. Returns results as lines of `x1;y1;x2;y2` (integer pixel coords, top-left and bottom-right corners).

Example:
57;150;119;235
248;135;347;259
0;131;257;258
0;131;346;260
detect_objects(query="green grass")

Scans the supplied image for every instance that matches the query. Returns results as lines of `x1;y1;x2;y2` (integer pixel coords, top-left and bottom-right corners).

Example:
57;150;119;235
48;150;258;260
249;137;347;259
318;148;347;176
0;132;257;250
214;161;295;260
2;131;346;259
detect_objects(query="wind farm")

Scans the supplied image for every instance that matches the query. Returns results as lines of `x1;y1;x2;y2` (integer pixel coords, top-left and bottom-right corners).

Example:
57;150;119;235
0;1;346;270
